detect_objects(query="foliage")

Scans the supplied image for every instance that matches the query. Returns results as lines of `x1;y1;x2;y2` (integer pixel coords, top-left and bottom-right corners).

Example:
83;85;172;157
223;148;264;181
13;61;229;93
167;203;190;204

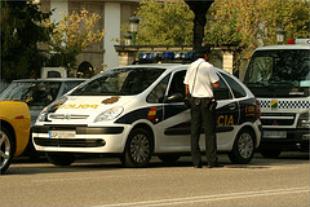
47;9;104;69
136;0;193;45
205;0;310;58
136;0;309;58
0;0;52;81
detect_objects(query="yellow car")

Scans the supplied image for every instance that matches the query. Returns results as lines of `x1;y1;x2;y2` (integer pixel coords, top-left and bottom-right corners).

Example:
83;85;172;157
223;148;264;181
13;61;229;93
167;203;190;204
0;101;30;174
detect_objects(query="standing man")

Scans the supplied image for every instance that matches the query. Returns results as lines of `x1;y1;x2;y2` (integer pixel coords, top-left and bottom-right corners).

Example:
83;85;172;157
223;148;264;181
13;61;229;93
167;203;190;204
184;47;221;168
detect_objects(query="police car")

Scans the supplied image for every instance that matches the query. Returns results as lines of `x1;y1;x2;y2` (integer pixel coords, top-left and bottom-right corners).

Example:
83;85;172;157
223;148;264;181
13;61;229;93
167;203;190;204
244;39;310;157
32;64;261;167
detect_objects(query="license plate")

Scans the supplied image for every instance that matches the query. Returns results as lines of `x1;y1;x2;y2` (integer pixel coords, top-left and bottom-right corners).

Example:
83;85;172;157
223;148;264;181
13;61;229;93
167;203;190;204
49;130;76;139
263;131;287;139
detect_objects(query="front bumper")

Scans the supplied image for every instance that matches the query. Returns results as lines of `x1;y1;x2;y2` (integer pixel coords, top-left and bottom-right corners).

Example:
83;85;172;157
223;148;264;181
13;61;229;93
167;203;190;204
260;128;309;151
32;125;129;153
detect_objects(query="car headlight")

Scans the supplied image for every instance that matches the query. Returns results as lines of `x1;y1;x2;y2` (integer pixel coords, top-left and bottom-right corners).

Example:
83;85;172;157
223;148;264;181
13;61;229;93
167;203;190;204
37;107;48;122
297;112;310;128
94;106;124;122
37;96;68;122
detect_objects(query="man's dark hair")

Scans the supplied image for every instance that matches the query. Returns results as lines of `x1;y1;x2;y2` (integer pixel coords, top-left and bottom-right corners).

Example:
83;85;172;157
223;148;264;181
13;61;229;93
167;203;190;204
196;47;211;58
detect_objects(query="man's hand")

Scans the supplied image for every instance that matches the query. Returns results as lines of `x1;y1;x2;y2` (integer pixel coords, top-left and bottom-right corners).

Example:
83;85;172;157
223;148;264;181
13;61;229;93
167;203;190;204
212;81;220;89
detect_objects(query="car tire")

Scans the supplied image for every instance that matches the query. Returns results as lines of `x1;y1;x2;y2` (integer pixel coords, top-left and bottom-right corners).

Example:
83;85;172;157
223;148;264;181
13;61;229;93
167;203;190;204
229;129;255;164
0;126;15;175
260;149;281;158
122;128;153;168
47;153;75;166
158;154;180;164
22;135;41;161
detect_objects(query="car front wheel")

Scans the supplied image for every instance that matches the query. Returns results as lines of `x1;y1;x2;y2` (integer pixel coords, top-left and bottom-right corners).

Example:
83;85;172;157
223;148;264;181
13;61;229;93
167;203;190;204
0;126;15;174
47;153;75;166
122;128;153;168
229;129;255;164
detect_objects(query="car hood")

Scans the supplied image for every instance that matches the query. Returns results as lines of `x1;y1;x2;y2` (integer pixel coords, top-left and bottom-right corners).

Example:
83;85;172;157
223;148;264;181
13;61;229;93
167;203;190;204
51;96;134;115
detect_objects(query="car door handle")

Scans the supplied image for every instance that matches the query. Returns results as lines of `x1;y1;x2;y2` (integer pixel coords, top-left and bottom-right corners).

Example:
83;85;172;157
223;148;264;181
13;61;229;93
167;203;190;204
228;103;236;110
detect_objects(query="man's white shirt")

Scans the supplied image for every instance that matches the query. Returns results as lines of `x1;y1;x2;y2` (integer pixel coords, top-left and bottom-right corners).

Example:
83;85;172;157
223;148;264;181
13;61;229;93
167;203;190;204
184;58;219;98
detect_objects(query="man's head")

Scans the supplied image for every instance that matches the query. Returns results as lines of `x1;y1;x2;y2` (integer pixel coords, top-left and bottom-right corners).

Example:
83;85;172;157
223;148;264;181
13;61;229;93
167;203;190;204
196;47;211;61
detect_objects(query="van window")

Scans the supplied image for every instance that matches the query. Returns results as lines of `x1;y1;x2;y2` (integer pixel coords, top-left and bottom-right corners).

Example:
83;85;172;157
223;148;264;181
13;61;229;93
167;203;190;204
244;49;310;87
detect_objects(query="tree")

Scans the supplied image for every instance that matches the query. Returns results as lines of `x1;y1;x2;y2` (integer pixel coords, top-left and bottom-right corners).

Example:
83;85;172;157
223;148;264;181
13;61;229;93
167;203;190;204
205;0;310;58
204;0;310;76
0;0;52;81
185;0;214;50
47;9;104;70
136;0;193;46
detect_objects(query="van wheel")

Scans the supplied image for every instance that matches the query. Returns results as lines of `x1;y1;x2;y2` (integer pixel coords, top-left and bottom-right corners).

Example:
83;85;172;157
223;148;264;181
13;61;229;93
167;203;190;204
260;149;281;158
0;127;15;174
47;153;75;166
229;129;255;164
122;128;152;168
158;154;180;164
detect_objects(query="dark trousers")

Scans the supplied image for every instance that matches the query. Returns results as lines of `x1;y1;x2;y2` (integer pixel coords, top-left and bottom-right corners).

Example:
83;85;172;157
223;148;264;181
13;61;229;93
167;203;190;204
190;98;217;166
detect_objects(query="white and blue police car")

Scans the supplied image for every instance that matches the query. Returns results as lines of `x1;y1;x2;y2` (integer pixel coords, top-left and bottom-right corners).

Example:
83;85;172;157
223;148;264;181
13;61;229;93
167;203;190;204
32;63;261;167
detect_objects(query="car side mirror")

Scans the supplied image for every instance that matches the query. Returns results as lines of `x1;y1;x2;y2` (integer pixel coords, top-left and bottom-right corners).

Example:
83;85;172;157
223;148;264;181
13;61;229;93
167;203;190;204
165;93;184;103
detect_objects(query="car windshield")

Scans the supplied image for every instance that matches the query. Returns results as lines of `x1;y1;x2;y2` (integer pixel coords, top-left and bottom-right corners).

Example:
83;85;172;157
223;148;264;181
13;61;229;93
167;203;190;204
71;67;165;96
0;81;61;107
244;49;310;88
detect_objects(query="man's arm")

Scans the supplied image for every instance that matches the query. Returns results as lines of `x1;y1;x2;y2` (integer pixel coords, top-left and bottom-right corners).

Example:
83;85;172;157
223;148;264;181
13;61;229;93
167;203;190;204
185;84;190;96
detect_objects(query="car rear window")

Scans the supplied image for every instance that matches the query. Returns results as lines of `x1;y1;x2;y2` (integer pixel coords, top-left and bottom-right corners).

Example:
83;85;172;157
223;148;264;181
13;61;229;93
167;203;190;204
0;81;61;107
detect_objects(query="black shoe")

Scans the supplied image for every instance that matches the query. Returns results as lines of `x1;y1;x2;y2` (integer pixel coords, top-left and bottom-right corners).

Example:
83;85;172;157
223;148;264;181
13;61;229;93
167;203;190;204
207;163;223;168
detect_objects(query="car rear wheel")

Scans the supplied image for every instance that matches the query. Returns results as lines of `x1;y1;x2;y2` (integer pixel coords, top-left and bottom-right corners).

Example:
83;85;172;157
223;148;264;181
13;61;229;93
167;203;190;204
122;128;152;168
229;129;255;164
47;153;75;166
158;154;180;164
0;127;15;174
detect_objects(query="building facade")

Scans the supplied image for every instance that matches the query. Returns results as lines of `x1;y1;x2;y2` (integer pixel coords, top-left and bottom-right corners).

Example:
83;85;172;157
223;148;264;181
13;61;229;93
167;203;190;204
41;0;139;73
40;0;234;76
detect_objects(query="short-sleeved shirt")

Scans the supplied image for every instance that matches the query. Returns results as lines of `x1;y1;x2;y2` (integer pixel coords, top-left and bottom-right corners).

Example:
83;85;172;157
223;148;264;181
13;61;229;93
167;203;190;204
183;58;219;98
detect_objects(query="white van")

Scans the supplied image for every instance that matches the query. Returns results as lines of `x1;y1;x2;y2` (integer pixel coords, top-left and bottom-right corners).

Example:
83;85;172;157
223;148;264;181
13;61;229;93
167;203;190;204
244;39;310;157
33;64;261;167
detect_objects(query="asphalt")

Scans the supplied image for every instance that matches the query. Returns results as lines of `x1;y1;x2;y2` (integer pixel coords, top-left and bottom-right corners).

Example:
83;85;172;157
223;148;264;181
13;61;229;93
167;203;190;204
1;152;309;207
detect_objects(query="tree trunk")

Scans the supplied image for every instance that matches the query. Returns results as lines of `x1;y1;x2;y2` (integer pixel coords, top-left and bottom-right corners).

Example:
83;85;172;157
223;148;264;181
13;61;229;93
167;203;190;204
185;0;214;50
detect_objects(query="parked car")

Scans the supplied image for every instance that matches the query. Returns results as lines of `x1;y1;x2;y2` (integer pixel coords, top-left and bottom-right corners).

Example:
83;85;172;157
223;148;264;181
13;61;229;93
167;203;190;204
0;78;86;158
0;101;31;174
33;64;261;167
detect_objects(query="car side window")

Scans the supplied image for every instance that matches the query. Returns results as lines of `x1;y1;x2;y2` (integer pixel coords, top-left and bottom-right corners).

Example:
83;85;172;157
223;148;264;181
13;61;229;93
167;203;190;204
221;73;247;98
147;74;170;103
214;75;232;100
168;70;186;99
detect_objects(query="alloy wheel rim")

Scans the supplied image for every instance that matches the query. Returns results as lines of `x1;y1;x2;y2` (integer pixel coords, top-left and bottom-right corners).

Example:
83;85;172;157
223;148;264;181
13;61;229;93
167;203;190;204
0;130;11;169
130;133;150;163
238;133;254;159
